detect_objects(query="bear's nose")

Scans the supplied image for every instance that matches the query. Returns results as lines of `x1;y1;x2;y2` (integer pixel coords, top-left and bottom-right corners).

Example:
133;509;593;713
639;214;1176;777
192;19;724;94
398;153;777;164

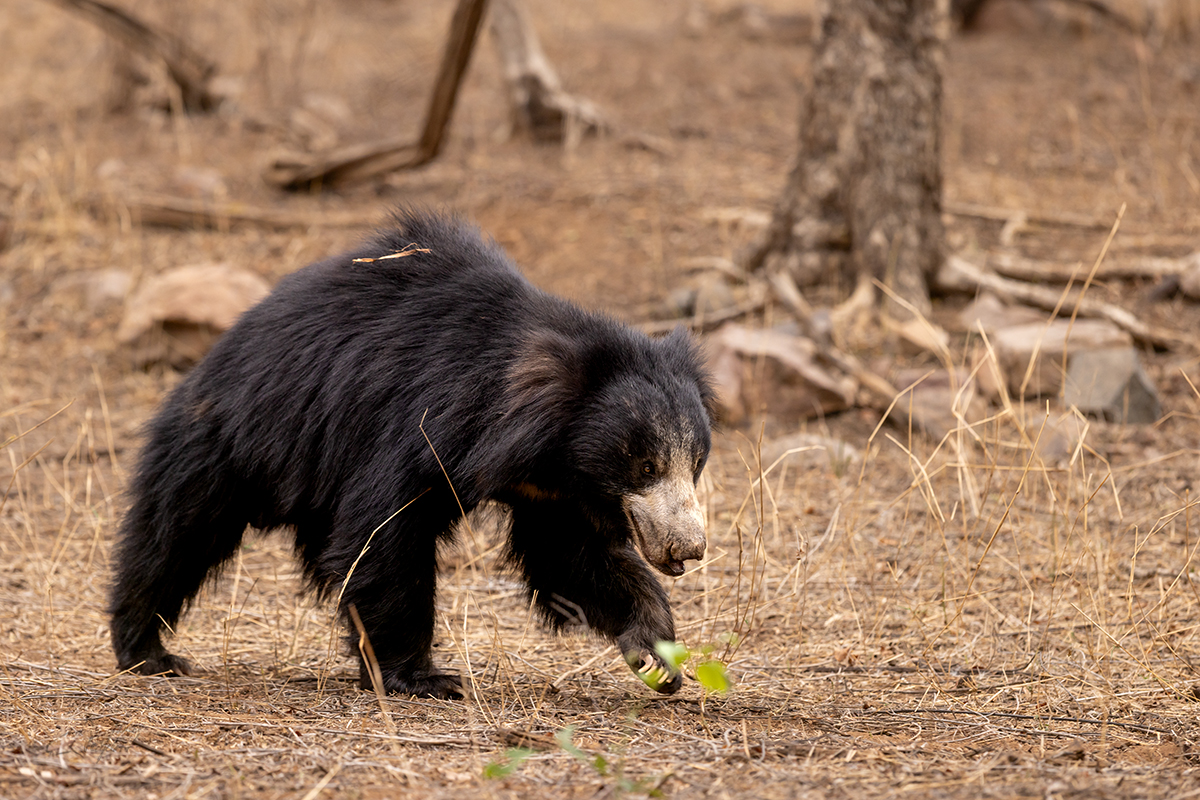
671;537;706;564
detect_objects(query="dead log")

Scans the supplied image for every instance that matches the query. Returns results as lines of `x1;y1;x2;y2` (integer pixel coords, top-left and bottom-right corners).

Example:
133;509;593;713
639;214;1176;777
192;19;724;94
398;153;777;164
265;0;489;190
46;0;217;112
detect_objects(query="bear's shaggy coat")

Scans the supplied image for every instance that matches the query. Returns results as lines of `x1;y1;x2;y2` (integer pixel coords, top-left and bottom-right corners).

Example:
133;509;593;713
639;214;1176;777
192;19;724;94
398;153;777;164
109;210;714;698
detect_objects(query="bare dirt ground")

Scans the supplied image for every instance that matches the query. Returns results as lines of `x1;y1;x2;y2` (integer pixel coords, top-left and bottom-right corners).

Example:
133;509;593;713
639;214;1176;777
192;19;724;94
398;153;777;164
3;0;1200;797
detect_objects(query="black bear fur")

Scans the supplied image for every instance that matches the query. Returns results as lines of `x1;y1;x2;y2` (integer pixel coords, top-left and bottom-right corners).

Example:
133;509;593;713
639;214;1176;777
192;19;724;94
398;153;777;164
108;209;715;698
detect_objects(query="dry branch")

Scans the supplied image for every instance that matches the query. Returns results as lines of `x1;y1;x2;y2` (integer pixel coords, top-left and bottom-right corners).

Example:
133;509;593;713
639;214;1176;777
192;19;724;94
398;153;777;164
90;193;369;230
488;0;608;142
265;0;489;190
987;252;1191;282
46;0;217;112
938;255;1192;351
944;201;1127;231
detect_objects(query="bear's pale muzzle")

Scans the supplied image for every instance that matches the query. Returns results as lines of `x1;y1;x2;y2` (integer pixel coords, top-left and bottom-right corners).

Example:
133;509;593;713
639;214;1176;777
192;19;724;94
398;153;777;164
624;473;707;577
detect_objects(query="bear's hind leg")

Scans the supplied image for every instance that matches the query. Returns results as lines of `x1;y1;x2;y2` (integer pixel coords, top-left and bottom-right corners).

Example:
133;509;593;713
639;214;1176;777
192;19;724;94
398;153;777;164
110;502;249;678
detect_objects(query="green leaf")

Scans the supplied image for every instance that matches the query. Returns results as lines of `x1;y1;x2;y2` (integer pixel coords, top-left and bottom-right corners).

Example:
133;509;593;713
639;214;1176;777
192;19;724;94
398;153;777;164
653;640;689;670
483;748;535;779
695;659;730;694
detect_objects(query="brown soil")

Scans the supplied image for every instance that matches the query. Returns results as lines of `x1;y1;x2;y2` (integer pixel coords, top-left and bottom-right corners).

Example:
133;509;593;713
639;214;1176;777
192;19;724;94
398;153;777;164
2;1;1200;798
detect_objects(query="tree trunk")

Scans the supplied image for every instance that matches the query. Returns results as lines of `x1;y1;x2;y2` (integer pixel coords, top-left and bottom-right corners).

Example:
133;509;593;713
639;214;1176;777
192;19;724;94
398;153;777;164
747;0;948;322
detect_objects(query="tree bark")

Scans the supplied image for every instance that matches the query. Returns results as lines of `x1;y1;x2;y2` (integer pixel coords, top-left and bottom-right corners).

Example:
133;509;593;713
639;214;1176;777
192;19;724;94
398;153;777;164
747;0;948;322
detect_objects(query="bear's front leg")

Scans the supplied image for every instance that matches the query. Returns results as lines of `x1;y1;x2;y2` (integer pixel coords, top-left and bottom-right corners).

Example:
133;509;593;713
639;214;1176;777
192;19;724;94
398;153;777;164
608;559;683;695
507;500;683;694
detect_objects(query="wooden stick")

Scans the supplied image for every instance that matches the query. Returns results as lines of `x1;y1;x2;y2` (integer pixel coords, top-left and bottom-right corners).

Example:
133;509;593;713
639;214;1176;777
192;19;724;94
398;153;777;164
90;192;369;230
937;255;1192;351
266;0;489;190
988;252;1192;282
417;0;491;160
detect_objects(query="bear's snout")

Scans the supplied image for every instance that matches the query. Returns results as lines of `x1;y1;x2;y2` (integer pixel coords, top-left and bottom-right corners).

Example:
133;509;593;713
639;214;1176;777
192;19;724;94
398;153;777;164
624;472;707;577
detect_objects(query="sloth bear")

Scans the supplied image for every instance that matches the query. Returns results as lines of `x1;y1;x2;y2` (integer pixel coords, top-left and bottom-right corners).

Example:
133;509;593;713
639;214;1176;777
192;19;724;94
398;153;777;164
109;210;714;699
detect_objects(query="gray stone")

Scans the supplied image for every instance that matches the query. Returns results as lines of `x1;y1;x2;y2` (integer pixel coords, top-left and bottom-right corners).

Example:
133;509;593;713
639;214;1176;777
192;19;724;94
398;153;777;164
692;273;738;318
990;318;1131;398
118;262;271;368
1063;347;1161;424
893;367;988;440
1020;408;1089;464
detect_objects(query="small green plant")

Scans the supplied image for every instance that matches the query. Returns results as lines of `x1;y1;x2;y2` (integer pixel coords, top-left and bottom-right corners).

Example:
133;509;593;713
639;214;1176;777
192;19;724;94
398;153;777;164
642;638;733;695
484;641;731;786
556;725;665;797
483;726;670;794
482;747;535;779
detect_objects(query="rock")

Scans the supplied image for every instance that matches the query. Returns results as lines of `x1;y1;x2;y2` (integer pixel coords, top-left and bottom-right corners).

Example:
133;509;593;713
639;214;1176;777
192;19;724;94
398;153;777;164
659;273;739;320
1063;347;1162;424
664;286;697;318
171;165;226;198
988;318;1131;398
118;262;270;368
95;158;126;181
1177;252;1200;299
693;273;737;318
759;432;860;473
707;323;856;424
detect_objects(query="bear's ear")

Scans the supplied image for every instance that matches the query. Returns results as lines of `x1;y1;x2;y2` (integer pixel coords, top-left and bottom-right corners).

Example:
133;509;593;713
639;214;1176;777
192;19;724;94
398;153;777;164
465;329;584;497
505;329;584;420
660;325;719;423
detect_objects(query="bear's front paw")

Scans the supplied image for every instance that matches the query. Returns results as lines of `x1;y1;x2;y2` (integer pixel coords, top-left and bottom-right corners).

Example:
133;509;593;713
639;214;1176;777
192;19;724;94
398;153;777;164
364;667;465;700
626;651;682;694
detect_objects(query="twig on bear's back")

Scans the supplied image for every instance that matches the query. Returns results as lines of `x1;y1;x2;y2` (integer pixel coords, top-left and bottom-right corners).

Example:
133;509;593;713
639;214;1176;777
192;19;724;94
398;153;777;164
352;244;432;263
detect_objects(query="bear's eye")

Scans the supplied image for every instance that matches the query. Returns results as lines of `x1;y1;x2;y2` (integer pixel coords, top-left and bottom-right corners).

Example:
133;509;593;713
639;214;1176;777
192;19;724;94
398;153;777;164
641;460;657;477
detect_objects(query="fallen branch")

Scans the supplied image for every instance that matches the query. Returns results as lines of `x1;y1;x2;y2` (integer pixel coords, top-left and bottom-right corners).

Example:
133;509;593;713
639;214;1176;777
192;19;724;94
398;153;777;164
988;252;1196;283
91;193;369;230
46;0;217;112
937;255;1192;351
642;296;765;336
266;0;489;190
944;201;1120;231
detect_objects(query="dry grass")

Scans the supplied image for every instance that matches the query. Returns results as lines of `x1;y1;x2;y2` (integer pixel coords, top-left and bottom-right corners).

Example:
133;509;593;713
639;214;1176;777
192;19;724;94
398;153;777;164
4;0;1200;797
4;330;1200;798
